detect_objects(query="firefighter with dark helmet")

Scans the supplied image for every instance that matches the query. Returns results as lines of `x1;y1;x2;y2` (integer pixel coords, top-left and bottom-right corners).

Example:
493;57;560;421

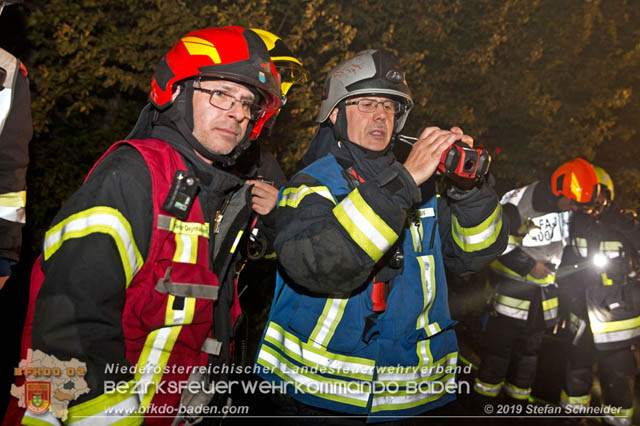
557;165;640;426
474;158;601;403
254;49;508;420
4;27;281;425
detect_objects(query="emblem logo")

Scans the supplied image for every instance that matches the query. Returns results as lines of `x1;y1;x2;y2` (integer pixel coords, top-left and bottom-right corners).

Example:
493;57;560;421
26;382;50;414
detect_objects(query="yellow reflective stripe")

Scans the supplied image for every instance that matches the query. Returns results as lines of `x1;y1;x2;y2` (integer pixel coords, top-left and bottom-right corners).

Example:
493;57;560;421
474;378;503;397
308;298;348;348
257;345;370;407
333;189;398;262
279;185;335;208
376;352;457;384
21;410;61;426
504;382;531;400
163;217;209;238
230;230;244;253
371;372;456;412
134;294;196;409
409;220;423;252
496;294;530;310
43;207;144;287
589;312;640;334
172;234;198;264
490;260;555;285
416;254;436;331
560;389;590;406
261;322;374;380
0;190;26;207
452;204;502;252
542;297;558;311
65;380;141;425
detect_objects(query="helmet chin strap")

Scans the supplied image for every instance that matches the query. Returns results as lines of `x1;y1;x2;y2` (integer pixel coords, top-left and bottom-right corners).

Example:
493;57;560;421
164;80;255;168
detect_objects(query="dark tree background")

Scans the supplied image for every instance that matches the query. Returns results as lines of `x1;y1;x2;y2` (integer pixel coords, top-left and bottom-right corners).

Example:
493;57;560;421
1;0;639;419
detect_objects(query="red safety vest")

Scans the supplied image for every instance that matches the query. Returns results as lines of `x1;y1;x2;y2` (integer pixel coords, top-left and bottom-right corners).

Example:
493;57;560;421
5;139;242;425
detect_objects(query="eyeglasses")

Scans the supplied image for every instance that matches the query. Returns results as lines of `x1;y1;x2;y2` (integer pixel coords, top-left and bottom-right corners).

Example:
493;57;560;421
194;87;264;120
344;98;403;114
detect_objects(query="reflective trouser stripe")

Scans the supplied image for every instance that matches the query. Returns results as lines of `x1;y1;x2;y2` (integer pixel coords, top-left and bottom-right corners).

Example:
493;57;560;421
43;207;144;287
333;188;398;262
473;378;503;397
603;406;633;426
0;190;26;223
504;382;531;400
452;204;502;252
560;389;590;409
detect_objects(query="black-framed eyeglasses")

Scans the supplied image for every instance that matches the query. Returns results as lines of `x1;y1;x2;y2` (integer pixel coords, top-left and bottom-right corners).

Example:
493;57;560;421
193;87;264;120
344;98;403;114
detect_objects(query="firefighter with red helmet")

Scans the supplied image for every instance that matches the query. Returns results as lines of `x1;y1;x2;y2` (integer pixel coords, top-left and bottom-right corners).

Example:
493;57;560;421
558;166;640;426
4;27;281;425
474;158;601;404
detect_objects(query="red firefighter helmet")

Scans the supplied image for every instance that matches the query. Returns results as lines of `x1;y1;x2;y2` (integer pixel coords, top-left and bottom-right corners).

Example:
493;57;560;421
551;158;599;204
150;26;282;140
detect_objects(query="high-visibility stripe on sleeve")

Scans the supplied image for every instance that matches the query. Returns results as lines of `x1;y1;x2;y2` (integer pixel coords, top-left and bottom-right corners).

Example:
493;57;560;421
452;204;502;252
333;189;398;262
0;190;27;223
43;207;144;287
64;380;142;426
279;185;335;208
490;259;555;285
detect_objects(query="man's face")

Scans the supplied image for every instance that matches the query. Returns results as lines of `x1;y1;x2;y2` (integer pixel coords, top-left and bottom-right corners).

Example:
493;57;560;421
330;95;395;151
192;79;255;158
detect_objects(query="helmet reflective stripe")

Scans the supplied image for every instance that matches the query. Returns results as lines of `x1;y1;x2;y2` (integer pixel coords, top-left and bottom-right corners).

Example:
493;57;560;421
316;49;414;133
252;28;305;97
551;158;599;203
592;165;614;201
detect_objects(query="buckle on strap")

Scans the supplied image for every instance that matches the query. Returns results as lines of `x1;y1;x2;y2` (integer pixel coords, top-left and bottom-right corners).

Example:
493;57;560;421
202;338;223;356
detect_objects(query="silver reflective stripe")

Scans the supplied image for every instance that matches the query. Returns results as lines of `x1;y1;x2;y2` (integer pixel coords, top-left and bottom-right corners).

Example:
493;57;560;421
453;206;501;246
0;205;25;223
592;327;640;344
202;338;223;356
544;307;558;321
504;382;531;398
155;268;219;300
66;395;140;426
474;379;502;395
495;303;529;320
23;410;62;426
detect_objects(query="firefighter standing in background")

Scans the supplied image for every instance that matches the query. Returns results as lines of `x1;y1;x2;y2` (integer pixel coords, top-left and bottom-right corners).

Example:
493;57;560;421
474;158;601;402
4;27;281;425
0;0;32;290
558;166;640;426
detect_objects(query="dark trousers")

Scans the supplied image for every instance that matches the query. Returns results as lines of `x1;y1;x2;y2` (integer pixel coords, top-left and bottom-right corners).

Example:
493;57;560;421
565;328;636;410
476;312;545;392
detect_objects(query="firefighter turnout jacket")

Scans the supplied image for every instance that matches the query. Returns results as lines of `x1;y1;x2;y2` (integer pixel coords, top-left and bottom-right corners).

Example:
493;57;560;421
0;48;32;266
560;208;640;351
490;181;571;326
255;134;507;419
4;126;250;426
